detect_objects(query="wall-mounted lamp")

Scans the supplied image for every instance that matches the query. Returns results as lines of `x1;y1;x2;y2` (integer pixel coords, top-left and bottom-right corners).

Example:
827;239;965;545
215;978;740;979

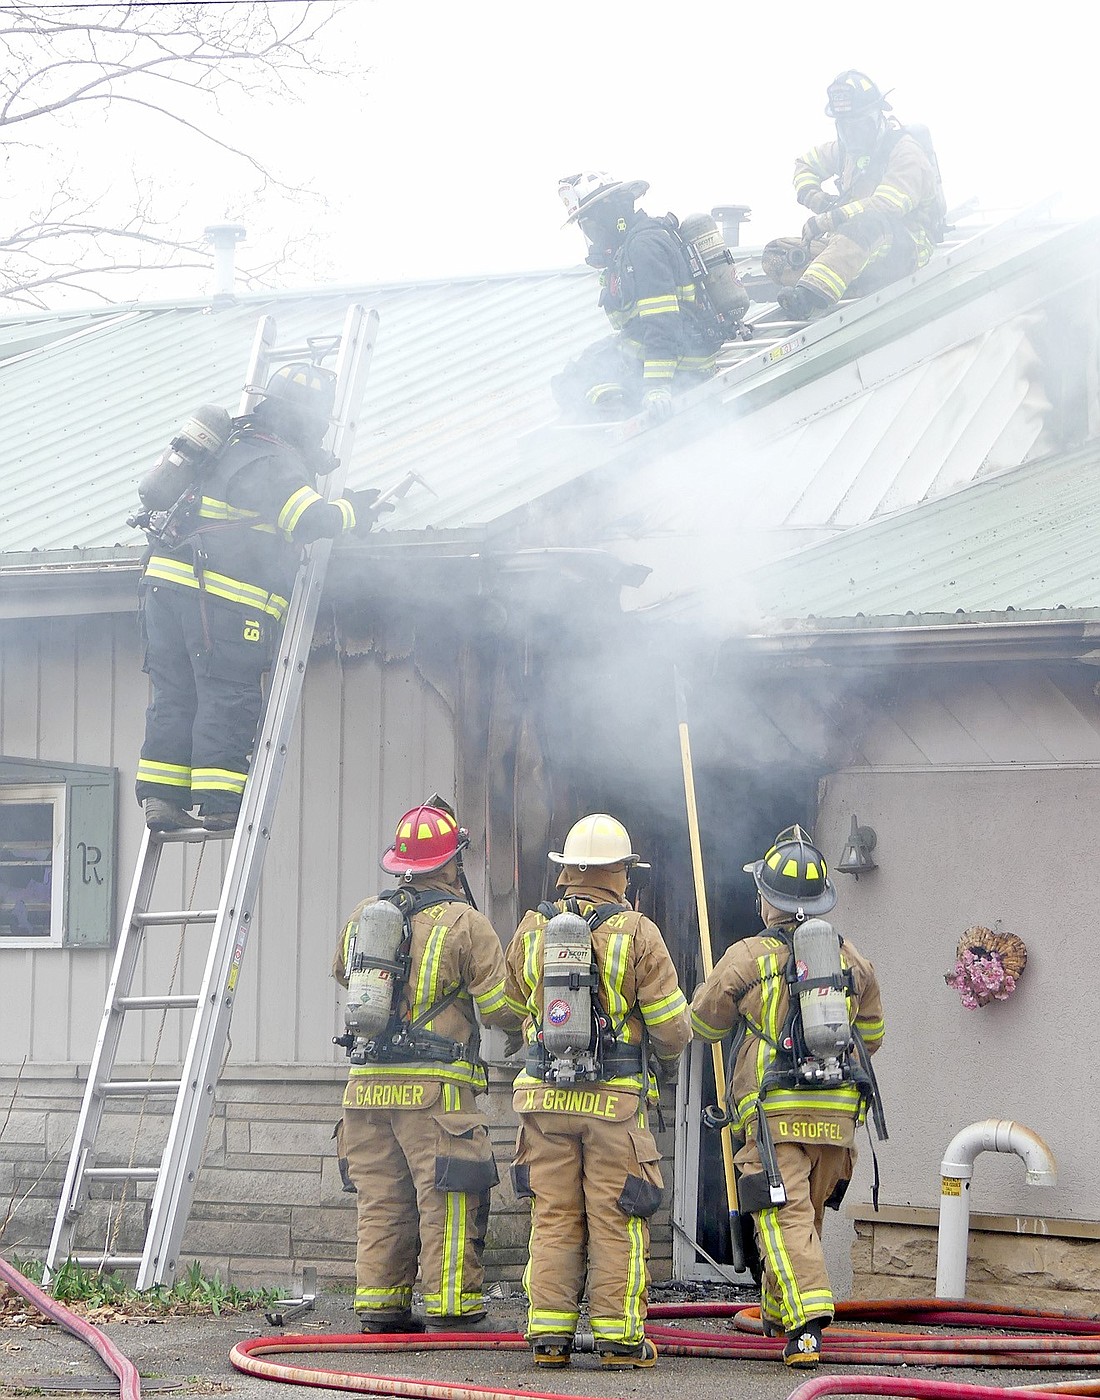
836;815;877;877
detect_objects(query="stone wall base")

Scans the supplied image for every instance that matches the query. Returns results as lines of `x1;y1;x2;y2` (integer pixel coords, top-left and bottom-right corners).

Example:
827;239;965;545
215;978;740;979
852;1216;1100;1311
0;1068;675;1293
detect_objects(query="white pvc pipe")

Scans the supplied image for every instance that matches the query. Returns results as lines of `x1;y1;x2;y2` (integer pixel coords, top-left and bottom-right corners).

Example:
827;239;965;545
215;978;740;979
935;1119;1056;1299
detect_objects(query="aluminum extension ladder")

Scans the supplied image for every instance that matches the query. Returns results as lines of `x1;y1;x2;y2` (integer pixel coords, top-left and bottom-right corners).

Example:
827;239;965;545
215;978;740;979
45;304;379;1289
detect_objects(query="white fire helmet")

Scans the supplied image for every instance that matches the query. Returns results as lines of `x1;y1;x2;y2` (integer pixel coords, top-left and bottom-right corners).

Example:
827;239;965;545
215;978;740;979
548;813;640;868
558;172;649;227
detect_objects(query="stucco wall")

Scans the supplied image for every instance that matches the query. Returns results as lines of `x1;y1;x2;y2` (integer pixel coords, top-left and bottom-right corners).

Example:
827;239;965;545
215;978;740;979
814;759;1100;1298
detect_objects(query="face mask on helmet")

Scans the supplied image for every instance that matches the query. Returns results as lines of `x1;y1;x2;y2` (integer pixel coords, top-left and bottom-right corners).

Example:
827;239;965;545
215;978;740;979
578;194;634;261
836;111;886;155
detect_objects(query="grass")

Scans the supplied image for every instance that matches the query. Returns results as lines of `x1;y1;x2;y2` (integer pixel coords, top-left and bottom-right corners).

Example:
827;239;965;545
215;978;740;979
6;1258;284;1317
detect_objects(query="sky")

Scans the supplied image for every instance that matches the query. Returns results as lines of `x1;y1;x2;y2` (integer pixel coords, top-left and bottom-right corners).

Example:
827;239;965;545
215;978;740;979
212;0;1097;291
5;0;1098;302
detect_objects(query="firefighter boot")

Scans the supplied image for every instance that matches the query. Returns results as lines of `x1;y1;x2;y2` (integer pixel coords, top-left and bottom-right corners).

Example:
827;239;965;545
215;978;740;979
776;284;832;321
359;1311;426;1335
143;798;197;832
597;1338;658;1369
531;1336;572;1367
783;1319;824;1367
424;1311;489;1332
202;809;238;832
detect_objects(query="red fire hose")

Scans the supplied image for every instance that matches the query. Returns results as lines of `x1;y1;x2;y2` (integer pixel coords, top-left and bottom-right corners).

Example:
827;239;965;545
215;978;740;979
228;1298;1100;1400
0;1253;142;1400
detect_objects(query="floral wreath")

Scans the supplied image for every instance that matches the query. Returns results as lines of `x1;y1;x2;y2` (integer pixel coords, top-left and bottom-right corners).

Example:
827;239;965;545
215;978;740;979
944;927;1027;1009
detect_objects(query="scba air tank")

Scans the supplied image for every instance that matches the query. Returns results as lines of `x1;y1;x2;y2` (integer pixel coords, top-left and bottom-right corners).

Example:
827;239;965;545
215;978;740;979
344;900;406;1046
791;918;851;1081
138;403;233;511
541;911;596;1063
678;212;750;323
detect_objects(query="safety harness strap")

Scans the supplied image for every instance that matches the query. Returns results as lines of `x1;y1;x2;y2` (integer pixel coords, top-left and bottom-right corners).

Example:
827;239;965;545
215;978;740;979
371;889;470;1064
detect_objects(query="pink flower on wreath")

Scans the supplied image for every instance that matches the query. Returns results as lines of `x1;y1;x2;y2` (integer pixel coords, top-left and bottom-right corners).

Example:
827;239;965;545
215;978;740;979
945;947;1018;1010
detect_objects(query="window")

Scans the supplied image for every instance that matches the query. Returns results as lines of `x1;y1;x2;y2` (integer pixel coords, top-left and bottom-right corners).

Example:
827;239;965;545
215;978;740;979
0;759;117;949
0;785;66;946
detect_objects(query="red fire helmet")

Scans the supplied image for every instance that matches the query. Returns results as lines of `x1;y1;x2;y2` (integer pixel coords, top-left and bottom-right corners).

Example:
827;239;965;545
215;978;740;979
380;804;466;876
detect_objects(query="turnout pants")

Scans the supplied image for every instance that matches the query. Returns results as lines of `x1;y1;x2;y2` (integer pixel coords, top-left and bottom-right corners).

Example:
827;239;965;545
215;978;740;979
513;1105;663;1348
551;336;712;423
343;1081;497;1323
735;1136;853;1334
762;212;923;306
136;582;274;814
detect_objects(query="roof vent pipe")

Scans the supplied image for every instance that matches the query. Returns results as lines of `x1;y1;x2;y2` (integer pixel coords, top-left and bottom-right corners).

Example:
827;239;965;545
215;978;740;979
935;1119;1057;1299
710;204;752;248
204;223;247;305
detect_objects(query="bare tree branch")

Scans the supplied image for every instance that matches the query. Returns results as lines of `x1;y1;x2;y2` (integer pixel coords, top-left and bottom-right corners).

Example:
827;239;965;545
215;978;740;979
0;2;349;307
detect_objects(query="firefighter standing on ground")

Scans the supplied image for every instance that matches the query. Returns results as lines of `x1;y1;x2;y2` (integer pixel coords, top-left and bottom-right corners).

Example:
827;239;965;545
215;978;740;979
690;826;885;1367
136;363;383;833
763;71;943;321
334;802;524;1333
504;814;692;1369
552;173;740;424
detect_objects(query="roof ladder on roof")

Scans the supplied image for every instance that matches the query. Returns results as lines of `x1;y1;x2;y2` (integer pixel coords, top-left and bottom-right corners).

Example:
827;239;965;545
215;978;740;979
44;304;379;1291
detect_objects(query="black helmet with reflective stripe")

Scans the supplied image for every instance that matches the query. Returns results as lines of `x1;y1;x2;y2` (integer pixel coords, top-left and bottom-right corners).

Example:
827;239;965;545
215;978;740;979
825;70;892;118
262;362;337;421
744;824;837;918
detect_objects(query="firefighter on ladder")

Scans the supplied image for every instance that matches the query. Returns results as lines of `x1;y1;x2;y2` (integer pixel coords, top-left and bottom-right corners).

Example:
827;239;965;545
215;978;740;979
552;173;734;424
136;363;384;833
334;801;524;1333
690;826;885;1367
504;814;692;1369
763;71;944;321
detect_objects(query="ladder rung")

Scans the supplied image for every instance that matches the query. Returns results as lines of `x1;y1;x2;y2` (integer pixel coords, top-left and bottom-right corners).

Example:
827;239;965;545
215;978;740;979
116;994;201;1011
99;1079;182;1098
83;1166;160;1182
135;909;218;927
155;825;236;844
72;1255;144;1270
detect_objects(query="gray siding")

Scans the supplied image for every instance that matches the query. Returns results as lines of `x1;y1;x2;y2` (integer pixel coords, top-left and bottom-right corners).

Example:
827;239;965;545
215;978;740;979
0;613;458;1070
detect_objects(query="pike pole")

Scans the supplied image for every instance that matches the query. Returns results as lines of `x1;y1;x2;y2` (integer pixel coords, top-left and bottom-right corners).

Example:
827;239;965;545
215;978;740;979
674;669;746;1271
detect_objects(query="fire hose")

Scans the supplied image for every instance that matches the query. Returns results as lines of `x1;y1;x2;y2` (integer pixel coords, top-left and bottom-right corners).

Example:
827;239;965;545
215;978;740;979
229;1299;1100;1400
0;1252;142;1400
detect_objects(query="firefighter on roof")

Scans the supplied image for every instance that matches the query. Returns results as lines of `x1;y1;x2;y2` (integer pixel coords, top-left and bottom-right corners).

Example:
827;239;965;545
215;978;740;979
762;71;945;321
135;362;384;833
503;814;692;1369
552;173;739;424
690;825;886;1368
333;801;524;1333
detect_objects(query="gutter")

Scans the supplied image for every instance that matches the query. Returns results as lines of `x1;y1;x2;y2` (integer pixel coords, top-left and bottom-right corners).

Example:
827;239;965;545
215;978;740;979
0;536;647;621
733;615;1100;665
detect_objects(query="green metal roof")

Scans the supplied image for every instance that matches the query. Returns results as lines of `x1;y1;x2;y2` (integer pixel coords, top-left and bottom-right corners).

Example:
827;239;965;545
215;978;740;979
0;271;607;553
746;443;1100;622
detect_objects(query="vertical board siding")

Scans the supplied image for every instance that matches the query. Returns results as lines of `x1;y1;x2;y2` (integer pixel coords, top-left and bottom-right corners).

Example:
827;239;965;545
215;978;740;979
0;617;458;1072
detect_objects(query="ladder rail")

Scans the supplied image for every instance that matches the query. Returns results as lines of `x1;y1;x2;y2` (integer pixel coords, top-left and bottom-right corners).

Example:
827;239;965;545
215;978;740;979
135;304;379;1288
45;827;163;1269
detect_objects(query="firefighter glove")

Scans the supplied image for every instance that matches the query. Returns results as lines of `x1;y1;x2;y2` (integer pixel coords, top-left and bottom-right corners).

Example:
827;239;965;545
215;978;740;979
802;212;835;242
800;188;841;215
344;487;394;535
642;388;673;423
